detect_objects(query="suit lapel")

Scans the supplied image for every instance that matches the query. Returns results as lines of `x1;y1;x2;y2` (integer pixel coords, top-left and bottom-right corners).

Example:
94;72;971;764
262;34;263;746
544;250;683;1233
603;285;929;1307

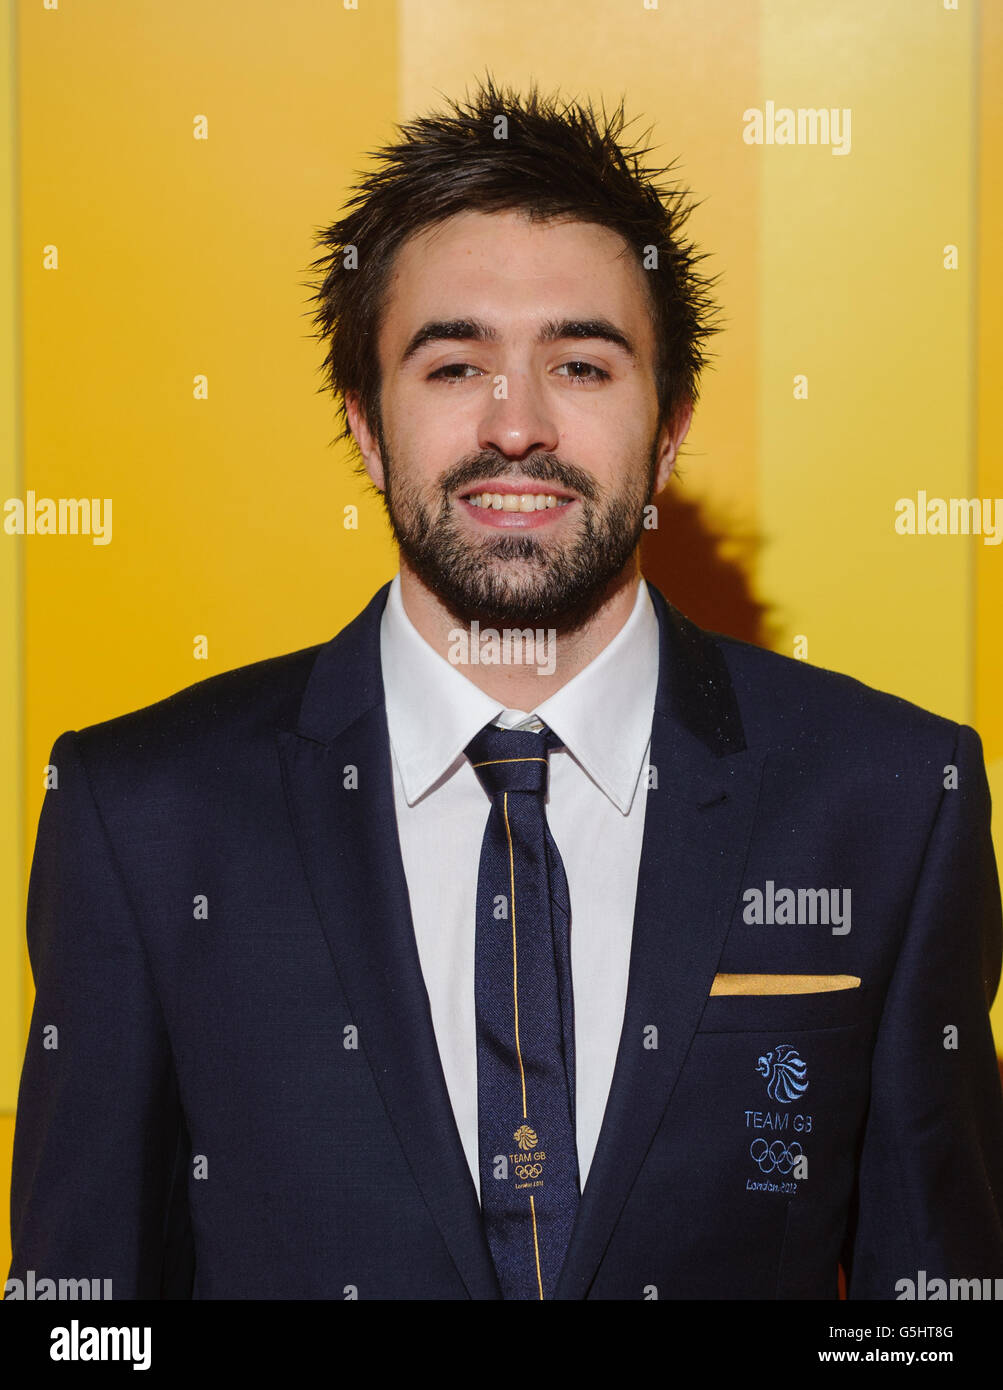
554;583;768;1298
277;584;501;1299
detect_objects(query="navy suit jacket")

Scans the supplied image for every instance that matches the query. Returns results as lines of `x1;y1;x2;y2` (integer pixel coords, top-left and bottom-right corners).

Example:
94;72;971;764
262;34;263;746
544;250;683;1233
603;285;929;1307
8;579;1003;1299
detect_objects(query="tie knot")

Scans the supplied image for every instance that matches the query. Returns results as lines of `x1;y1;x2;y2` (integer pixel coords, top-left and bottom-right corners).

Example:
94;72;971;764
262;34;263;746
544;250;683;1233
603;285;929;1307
465;721;562;799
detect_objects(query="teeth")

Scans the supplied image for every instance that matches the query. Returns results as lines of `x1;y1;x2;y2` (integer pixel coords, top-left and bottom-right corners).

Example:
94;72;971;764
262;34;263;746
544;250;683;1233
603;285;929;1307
466;492;571;510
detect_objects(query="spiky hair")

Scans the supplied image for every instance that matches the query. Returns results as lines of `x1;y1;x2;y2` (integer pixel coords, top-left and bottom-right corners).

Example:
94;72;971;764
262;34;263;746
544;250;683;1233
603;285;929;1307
305;72;721;466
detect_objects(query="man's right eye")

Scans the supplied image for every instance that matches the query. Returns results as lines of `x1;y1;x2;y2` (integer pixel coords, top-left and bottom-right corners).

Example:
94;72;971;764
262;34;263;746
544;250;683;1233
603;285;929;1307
427;363;481;381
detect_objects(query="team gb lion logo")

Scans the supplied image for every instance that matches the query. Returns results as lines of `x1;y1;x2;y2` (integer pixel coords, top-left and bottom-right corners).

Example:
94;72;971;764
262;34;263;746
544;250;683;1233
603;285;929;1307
756;1044;809;1103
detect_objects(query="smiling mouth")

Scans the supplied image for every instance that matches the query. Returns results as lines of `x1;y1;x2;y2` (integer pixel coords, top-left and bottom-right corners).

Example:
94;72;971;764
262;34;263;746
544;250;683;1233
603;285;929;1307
461;490;574;513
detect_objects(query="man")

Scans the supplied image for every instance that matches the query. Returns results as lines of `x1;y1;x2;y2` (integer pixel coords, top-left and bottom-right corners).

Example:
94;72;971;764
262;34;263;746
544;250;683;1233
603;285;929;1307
8;78;1003;1301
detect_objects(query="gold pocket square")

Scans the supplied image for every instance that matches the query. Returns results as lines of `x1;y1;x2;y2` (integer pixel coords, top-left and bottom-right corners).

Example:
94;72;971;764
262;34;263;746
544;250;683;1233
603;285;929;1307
710;973;861;996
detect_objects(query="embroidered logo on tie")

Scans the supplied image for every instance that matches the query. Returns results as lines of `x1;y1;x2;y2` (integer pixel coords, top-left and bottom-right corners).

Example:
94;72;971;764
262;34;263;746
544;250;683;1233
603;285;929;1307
514;1125;538;1151
756;1044;809;1103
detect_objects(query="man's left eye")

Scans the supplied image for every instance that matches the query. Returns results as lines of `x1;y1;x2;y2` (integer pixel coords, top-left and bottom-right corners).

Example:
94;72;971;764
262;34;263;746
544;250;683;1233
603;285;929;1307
556;361;610;383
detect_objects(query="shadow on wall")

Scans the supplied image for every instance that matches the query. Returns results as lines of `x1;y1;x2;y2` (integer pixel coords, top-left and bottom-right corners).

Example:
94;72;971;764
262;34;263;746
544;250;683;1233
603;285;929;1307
641;485;777;650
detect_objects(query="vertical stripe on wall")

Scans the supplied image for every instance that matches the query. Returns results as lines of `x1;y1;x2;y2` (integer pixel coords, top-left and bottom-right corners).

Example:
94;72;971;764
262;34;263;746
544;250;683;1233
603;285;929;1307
1;0;23;1112
757;0;976;717
976;0;1003;1043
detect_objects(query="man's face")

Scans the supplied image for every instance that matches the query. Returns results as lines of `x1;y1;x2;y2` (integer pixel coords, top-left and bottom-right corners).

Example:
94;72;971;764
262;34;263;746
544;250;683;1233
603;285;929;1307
348;208;690;628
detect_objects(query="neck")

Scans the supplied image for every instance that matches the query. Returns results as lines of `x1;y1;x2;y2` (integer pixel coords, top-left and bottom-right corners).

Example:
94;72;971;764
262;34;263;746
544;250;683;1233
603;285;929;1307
398;556;642;708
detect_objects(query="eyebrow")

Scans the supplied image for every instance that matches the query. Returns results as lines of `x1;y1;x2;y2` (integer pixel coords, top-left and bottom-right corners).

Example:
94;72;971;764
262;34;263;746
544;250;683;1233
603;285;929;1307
399;316;638;367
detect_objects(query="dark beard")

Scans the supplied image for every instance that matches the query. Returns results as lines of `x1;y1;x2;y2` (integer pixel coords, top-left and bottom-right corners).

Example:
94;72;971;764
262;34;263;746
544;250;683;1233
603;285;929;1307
379;439;658;630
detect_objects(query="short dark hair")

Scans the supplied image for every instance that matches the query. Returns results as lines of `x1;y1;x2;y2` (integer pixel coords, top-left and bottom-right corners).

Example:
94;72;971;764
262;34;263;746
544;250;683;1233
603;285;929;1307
305;73;721;468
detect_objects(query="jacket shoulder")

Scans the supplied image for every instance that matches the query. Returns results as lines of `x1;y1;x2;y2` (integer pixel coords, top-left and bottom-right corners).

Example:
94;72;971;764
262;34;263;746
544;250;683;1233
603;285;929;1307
63;642;325;775
709;627;967;757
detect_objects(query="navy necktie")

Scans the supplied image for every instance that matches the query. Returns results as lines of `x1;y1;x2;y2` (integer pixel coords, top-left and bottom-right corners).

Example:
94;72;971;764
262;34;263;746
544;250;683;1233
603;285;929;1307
465;720;580;1300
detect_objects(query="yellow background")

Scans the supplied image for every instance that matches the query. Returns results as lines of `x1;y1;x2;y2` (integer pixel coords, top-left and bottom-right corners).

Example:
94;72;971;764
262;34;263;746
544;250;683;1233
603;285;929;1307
2;0;1001;1278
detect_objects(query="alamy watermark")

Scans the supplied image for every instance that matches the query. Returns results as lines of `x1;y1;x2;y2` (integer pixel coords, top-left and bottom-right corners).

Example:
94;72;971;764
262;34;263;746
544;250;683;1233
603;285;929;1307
896;1270;1003;1300
4;1269;112;1299
894;492;1002;545
447;622;557;677
742;101;851;156
49;1320;151;1370
742;880;851;935
3;492;112;545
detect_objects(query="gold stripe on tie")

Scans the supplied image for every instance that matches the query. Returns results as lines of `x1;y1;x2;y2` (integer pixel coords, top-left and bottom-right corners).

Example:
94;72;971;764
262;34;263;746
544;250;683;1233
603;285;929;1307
530;1195;543;1301
502;791;545;1300
501;793;528;1118
471;757;548;768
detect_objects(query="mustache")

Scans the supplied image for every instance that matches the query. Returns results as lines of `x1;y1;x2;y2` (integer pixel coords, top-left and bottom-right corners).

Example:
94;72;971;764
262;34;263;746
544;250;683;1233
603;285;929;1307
438;453;601;504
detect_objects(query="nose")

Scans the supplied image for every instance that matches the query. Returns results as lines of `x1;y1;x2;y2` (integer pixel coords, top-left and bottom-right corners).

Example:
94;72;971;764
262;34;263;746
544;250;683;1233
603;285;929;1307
476;370;560;460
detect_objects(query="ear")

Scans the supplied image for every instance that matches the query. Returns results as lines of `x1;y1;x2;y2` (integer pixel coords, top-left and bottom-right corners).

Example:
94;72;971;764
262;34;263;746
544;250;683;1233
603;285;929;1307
345;390;386;492
652;399;694;495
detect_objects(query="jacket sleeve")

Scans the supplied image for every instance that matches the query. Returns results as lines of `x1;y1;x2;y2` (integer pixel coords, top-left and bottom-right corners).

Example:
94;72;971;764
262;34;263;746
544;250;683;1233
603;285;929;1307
7;730;193;1299
844;722;1003;1297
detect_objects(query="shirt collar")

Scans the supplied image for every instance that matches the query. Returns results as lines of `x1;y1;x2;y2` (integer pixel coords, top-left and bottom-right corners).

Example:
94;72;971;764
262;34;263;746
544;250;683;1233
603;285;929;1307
379;572;659;814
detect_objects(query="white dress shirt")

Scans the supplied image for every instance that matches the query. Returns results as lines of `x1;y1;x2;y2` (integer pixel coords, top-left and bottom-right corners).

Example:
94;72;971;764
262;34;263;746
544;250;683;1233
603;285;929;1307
379;571;660;1193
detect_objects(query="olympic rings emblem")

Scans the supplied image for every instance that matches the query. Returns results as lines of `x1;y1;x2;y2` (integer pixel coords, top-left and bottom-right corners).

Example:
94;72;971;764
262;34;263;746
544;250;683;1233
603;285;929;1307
515;1163;543;1180
749;1138;803;1174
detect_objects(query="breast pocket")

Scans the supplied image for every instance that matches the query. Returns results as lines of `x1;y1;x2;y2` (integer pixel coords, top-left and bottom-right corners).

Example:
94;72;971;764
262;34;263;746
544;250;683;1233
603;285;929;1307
695;981;872;1035
629;979;874;1297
